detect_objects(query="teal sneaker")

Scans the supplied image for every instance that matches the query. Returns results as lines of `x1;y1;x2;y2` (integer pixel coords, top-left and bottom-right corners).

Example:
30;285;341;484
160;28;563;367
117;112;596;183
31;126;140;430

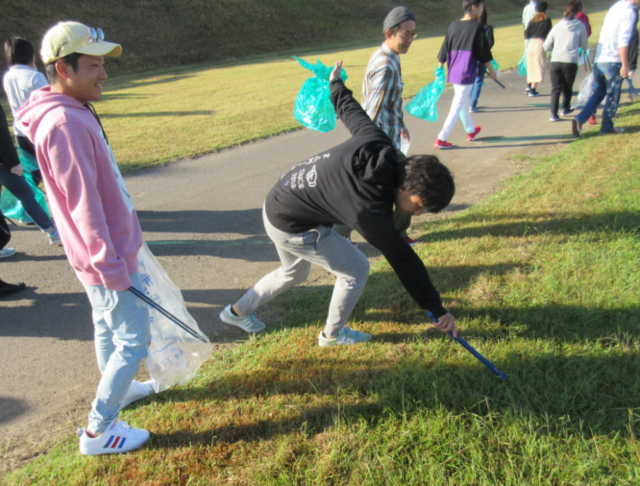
318;326;372;346
219;304;265;333
47;228;61;246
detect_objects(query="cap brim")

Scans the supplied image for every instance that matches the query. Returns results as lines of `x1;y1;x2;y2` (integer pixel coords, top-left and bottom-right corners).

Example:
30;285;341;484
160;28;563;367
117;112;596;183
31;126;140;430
75;41;122;58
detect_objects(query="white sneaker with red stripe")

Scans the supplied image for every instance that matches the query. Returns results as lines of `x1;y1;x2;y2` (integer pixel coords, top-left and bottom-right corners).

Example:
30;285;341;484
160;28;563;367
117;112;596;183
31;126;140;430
78;420;149;455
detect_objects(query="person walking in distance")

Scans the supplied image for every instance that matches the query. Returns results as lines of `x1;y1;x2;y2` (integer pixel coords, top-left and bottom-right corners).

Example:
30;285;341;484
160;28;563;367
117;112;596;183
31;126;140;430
220;60;457;347
524;2;552;97
469;8;495;113
18;21;154;455
434;0;496;149
334;6;420;247
544;1;588;121
571;0;640;137
523;0;539;93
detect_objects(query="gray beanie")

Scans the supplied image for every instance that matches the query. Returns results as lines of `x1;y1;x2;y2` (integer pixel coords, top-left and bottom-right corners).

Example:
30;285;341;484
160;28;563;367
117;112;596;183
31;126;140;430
383;6;416;33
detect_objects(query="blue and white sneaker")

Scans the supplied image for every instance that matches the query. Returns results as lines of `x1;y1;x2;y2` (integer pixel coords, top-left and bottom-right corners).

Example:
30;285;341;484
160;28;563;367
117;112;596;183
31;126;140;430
0;247;16;259
220;304;265;333
318;326;372;346
120;380;154;410
47;228;61;246
78;420;149;455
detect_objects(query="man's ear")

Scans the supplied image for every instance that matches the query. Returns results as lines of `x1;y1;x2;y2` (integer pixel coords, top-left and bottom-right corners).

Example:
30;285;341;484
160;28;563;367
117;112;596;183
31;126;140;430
384;29;393;40
54;59;72;80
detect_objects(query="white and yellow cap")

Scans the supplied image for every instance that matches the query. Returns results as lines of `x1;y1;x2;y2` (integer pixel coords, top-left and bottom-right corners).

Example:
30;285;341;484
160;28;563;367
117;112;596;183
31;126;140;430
41;21;122;65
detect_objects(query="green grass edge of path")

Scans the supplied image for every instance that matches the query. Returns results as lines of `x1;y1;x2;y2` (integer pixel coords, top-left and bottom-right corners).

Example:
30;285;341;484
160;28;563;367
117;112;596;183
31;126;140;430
1;5;611;174
3;95;640;486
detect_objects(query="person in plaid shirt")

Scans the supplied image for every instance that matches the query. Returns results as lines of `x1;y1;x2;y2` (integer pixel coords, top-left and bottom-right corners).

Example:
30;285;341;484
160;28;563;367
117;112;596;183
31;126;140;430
334;6;419;247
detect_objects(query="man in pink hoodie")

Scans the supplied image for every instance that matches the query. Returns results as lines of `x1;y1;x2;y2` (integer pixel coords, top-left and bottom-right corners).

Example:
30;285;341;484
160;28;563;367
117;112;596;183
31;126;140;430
18;21;153;455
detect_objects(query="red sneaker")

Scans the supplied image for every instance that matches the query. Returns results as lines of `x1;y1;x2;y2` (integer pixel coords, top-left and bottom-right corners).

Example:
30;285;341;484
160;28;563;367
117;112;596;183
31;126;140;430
405;237;419;247
587;115;597;125
434;139;453;149
467;126;481;141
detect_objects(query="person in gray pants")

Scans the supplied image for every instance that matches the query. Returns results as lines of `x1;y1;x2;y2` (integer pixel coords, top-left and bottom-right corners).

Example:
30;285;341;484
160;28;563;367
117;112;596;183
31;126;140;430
220;61;458;346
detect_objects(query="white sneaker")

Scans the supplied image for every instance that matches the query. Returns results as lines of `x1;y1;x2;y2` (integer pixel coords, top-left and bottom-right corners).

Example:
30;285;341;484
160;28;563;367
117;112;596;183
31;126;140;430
220;304;265;333
0;248;16;259
318;326;372;346
120;380;154;410
78;420;149;455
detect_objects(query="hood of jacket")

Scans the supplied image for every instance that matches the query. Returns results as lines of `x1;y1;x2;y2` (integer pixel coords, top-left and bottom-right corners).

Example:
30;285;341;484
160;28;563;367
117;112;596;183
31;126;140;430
562;17;585;32
17;86;92;144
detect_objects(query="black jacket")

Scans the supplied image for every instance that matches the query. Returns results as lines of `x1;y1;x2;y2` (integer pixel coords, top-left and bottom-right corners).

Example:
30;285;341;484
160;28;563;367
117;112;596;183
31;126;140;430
525;18;552;40
265;79;446;317
0;104;20;169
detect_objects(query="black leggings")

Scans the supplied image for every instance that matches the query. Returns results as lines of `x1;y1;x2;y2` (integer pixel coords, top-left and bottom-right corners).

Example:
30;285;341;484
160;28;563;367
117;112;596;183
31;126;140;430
549;62;578;115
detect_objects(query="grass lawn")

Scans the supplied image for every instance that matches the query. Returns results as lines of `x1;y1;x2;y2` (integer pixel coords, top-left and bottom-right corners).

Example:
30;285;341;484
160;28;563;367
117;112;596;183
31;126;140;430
5;87;639;485
1;6;610;173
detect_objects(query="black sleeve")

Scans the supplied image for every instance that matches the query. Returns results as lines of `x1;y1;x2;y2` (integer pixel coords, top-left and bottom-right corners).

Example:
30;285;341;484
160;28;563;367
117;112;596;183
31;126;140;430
0;104;20;169
629;30;639;70
0;207;11;250
437;35;448;64
543;19;552;39
329;79;389;140
524;22;532;40
473;24;493;64
485;25;495;49
356;210;447;318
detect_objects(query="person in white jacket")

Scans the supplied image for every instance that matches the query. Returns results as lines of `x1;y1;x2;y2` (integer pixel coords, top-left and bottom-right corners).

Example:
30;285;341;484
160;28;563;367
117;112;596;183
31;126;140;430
544;1;588;121
572;0;640;136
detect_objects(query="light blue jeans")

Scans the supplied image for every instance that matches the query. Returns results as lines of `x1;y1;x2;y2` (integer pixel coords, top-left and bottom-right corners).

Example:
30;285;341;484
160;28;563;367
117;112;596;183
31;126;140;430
82;271;150;434
576;62;623;133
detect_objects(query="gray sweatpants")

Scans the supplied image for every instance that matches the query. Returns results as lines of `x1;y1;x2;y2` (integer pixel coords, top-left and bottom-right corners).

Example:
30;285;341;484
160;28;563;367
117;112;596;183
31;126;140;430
235;208;370;337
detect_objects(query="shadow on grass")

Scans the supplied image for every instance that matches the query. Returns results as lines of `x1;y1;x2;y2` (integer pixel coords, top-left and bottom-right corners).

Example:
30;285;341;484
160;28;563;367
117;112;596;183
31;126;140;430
148;351;639;448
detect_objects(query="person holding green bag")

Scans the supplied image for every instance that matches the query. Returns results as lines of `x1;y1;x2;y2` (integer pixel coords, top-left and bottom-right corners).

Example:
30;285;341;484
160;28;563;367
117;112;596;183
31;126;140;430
0;103;60;245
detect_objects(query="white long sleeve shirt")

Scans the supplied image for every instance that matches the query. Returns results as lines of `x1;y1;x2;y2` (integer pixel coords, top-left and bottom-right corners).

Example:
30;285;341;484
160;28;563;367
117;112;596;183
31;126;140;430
522;1;538;29
595;0;637;63
2;64;48;138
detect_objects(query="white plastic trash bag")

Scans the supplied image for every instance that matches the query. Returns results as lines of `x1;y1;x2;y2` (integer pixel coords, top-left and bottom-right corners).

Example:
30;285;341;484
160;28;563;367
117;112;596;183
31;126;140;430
574;73;594;110
137;242;212;392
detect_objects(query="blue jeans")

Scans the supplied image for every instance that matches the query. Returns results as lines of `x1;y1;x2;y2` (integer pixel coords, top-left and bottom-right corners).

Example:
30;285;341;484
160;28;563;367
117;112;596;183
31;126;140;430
83;271;151;434
470;63;486;109
576;62;623;133
0;164;53;231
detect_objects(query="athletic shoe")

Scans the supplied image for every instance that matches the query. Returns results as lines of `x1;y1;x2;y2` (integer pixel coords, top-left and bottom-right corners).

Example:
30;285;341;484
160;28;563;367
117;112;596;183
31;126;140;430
220;304;265;333
120;380;154;410
78;420;150;455
571;118;582;137
434;139;453;149
318;326;372;346
549;114;560;122
469;107;480;113
527;90;540;97
47;228;61;246
560;109;574;117
525;85;532;93
587;115;597;125
467;126;481;141
602;127;624;134
405;236;419;247
0;280;26;298
0;248;16;259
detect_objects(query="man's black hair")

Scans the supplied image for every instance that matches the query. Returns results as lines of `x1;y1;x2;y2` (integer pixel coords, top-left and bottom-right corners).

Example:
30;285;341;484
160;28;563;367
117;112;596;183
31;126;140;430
462;0;484;15
4;37;35;66
400;155;455;213
44;53;82;84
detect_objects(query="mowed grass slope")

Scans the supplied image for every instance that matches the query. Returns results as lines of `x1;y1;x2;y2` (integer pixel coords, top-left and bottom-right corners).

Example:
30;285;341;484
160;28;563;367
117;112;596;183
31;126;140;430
5;92;640;486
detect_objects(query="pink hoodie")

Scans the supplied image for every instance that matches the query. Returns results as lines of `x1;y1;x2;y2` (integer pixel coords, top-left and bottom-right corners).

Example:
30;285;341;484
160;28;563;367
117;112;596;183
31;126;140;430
18;87;142;290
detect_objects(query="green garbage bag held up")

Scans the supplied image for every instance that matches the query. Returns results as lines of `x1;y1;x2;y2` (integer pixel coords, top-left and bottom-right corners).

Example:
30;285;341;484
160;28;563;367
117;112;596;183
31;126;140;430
0;160;51;224
292;56;348;133
518;53;527;77
405;66;446;122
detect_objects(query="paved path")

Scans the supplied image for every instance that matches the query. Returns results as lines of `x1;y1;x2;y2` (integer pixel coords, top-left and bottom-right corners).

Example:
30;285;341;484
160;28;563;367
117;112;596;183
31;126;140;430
0;66;597;465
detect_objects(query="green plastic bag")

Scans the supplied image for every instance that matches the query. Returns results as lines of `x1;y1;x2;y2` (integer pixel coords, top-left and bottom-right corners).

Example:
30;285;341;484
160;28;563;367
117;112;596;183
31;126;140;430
405;66;446;122
16;147;40;173
293;57;348;133
491;59;499;71
518;54;527;77
0;171;50;224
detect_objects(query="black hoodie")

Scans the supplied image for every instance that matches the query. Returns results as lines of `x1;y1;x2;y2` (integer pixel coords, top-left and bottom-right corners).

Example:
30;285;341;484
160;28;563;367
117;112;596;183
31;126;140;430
264;79;446;318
